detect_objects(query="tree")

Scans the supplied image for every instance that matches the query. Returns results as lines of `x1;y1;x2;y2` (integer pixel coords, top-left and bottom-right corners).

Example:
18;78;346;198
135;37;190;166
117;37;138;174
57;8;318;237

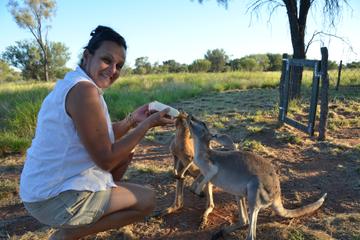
162;60;185;73
267;53;282;71
47;41;71;79
189;59;211;72
2;40;42;80
238;57;257;71
346;61;360;69
204;48;229;72
199;0;348;98
8;0;57;81
327;60;338;70
134;57;152;74
2;39;70;80
247;54;270;71
229;58;242;71
0;59;21;82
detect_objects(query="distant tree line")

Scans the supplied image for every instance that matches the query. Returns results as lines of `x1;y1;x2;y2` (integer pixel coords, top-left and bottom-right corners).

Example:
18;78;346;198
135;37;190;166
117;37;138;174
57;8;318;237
128;49;285;75
0;43;357;82
125;49;347;75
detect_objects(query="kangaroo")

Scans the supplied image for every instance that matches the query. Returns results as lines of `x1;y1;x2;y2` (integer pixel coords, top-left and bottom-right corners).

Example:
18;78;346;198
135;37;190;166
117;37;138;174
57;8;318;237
152;111;202;217
186;114;327;240
154;111;237;222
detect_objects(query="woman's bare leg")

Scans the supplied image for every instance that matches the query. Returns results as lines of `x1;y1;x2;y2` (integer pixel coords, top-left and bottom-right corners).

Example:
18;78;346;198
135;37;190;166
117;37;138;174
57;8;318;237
50;182;155;240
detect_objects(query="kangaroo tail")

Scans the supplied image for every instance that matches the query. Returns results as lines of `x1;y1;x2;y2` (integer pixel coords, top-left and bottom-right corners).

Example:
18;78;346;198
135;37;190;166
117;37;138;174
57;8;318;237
272;193;327;218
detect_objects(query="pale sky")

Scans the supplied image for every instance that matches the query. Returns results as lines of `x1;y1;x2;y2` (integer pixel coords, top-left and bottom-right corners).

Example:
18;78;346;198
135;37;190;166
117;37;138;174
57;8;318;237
1;0;359;68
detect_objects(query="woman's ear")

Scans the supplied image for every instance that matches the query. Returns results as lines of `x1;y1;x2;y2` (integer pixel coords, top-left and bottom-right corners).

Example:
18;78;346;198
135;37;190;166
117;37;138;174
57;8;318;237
82;49;91;65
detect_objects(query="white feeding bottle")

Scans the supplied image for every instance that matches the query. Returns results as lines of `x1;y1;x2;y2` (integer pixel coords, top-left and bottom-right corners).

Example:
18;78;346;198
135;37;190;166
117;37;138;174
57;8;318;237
149;101;180;117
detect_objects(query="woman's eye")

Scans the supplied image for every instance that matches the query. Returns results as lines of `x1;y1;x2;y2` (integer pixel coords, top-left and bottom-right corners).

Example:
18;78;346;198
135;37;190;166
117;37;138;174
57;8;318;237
102;58;111;64
116;64;123;70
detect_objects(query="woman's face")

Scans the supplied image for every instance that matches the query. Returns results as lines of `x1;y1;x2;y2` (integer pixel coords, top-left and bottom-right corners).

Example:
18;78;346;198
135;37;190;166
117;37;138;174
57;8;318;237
82;41;126;89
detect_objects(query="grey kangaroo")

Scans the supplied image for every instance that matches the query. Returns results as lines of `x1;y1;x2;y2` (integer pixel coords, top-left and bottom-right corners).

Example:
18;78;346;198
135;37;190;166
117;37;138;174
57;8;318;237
186;114;327;240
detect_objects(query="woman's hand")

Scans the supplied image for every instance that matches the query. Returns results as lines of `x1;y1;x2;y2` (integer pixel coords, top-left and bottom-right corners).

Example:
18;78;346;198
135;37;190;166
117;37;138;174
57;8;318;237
131;104;150;125
131;104;175;128
144;108;175;128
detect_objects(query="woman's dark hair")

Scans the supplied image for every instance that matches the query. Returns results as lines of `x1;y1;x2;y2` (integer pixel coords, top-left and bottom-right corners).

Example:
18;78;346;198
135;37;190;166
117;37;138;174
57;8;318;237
80;25;127;65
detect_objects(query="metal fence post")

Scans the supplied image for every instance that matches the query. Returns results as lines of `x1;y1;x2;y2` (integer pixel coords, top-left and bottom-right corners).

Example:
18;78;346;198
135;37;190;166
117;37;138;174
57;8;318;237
335;60;342;91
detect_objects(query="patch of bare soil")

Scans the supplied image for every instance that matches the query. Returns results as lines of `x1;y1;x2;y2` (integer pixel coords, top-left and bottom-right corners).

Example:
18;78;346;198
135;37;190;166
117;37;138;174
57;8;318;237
1;88;359;240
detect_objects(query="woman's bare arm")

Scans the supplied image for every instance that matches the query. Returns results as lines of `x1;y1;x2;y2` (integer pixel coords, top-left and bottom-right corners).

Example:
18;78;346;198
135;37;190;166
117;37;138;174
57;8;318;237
66;81;173;171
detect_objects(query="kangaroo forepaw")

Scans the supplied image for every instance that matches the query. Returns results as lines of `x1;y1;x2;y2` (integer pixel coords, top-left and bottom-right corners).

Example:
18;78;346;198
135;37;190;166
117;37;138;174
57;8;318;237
199;219;208;230
211;230;224;240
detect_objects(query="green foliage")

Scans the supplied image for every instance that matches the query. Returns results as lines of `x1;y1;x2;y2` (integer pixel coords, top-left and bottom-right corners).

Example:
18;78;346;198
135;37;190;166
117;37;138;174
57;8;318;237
2;40;41;79
241;139;265;152
189;59;211;72
7;0;57;81
204;48;229;72
246;125;264;134
0;82;51;155
276;131;302;145
120;64;133;76
231;54;281;72
328;60;338;70
346;61;360;69
8;0;56;28
0;132;30;156
47;41;71;79
2;39;70;81
238;57;257;71
162;60;188;73
266;53;282;71
0;59;21;82
0;70;358;154
134;57;152;74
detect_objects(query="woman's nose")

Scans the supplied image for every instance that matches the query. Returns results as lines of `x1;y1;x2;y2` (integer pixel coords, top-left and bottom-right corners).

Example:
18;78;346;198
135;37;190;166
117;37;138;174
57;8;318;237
111;63;117;73
107;63;117;75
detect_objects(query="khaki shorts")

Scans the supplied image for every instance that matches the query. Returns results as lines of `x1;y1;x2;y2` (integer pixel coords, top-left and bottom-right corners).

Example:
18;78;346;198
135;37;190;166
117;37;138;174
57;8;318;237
23;189;112;228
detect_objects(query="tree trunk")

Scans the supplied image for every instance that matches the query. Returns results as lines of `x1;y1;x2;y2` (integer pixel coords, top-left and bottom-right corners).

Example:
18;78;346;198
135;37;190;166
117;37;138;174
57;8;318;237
44;54;49;82
283;0;310;99
290;51;304;99
39;42;49;82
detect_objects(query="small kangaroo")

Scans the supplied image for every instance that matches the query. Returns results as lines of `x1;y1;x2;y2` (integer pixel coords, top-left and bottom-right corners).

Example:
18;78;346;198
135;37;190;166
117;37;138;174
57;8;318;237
186;114;327;240
153;111;203;217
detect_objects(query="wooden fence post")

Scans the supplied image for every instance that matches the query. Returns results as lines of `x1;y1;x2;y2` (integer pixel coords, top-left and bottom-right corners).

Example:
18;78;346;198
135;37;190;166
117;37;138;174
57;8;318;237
318;47;329;141
278;53;288;122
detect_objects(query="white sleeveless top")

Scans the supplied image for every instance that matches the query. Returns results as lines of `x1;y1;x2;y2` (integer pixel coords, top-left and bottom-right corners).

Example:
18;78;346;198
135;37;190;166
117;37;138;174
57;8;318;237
20;66;117;202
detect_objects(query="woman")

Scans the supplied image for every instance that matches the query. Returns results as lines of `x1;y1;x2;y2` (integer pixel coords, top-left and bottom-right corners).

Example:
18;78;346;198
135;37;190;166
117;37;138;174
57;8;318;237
19;25;174;239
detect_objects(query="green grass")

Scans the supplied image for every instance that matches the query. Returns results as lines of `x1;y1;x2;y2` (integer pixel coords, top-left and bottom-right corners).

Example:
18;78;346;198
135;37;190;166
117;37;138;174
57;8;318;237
0;70;359;155
0;71;281;155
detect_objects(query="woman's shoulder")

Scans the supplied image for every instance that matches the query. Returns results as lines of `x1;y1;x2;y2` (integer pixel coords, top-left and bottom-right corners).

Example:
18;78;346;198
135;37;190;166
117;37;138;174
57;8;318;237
64;66;91;84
